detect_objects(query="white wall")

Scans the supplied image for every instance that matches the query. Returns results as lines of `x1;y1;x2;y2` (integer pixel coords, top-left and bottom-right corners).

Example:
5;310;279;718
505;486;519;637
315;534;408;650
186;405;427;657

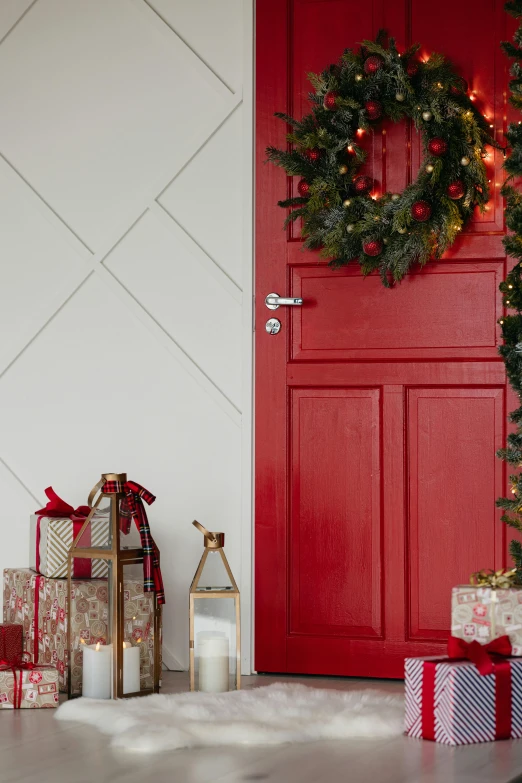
0;0;253;673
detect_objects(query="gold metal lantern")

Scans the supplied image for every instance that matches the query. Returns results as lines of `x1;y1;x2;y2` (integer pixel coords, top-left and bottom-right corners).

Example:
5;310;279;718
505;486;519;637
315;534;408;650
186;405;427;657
189;521;240;692
67;473;162;699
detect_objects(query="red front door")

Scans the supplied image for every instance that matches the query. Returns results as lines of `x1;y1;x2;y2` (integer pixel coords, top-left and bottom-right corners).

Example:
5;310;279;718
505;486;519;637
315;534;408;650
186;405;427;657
255;0;514;678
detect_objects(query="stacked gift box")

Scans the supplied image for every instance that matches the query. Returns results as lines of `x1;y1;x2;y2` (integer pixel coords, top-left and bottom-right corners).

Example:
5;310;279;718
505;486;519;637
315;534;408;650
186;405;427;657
1;485;162;707
404;571;522;745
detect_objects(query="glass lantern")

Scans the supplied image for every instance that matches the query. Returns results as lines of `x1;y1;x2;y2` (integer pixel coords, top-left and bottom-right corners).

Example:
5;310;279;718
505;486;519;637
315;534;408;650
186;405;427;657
189;521;240;692
67;473;162;699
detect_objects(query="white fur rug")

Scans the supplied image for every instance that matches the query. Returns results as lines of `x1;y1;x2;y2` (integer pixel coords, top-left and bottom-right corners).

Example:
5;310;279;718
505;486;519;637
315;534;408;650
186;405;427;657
55;684;404;753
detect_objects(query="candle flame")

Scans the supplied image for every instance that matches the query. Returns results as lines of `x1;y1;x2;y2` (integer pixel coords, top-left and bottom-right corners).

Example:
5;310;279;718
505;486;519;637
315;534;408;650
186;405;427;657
123;641;128;649
80;638;86;645
137;638;142;644
96;642;100;652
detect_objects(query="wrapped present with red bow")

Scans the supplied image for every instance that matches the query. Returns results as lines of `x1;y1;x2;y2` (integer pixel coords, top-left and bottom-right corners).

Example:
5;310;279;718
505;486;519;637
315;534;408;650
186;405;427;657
0;661;58;709
451;570;522;656
30;487;139;578
405;635;522;744
3;568;159;694
0;623;23;662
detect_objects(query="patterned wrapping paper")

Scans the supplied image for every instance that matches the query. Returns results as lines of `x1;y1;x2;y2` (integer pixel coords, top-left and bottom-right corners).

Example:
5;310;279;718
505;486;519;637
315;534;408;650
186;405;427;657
29;513;110;578
0;664;59;709
451;584;522;655
0;623;23;661
3;568;160;695
405;655;522;745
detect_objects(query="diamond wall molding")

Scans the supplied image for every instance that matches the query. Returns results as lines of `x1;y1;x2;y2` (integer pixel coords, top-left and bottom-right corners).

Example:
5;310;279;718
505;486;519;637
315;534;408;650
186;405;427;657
0;0;252;672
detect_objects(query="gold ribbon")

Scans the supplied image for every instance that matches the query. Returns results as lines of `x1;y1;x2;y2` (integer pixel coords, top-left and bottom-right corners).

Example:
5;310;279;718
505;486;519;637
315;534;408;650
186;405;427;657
470;568;518;589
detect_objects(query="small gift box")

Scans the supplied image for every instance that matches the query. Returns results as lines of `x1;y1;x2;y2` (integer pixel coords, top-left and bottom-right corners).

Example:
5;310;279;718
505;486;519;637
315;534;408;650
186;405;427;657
451;573;522;655
0;623;23;661
0;663;59;709
30;487;111;578
405;636;522;744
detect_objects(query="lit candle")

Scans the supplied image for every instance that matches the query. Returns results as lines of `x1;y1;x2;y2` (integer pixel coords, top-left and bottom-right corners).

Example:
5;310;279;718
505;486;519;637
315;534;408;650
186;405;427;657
198;632;229;693
82;642;113;699
123;641;140;695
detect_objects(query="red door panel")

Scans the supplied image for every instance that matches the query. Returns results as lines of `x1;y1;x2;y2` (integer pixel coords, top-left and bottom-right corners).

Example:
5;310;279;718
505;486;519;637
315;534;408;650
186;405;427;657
407;388;505;642
290;389;382;639
291;263;503;361
256;0;511;678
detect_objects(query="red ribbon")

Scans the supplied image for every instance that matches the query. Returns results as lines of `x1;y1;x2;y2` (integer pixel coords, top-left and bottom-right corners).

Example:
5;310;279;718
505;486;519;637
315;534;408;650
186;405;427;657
421;635;513;741
102;479;165;604
0;660;47;709
447;635;513;676
32;575;41;664
35;488;92;578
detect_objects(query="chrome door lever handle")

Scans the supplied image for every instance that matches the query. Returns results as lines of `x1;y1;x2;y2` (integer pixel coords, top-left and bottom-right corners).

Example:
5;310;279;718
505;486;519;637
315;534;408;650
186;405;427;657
265;292;303;310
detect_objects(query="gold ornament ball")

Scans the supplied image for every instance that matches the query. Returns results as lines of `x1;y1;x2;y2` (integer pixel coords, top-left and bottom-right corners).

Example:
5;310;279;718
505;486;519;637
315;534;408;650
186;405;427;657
395;92;405;102
346;223;355;233
391;193;400;201
355;74;363;82
461;156;470;166
397;227;407;234
343;199;352;207
422;110;433;121
425;164;434;173
339;164;348;175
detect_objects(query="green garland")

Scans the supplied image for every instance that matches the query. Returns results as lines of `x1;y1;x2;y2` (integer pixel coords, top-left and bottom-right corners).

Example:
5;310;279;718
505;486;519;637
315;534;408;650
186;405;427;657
496;0;522;582
267;32;498;286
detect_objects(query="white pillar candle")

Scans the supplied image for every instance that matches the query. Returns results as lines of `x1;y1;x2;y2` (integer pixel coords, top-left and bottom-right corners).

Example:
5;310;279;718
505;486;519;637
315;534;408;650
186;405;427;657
123;641;141;695
82;642;113;699
198;633;229;693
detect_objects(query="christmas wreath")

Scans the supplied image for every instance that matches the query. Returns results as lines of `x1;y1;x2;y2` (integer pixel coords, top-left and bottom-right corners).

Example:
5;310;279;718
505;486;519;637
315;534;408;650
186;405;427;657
267;32;499;285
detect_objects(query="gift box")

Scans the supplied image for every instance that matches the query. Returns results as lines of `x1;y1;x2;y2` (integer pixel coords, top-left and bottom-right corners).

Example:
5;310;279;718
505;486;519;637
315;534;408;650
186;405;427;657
0;663;58;708
405;647;522;744
452;584;522;655
3;568;159;695
30;514;111;578
30;486;140;578
0;623;23;661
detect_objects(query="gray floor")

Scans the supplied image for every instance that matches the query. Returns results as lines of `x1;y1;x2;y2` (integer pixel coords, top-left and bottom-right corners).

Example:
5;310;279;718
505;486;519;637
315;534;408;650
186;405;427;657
1;672;522;783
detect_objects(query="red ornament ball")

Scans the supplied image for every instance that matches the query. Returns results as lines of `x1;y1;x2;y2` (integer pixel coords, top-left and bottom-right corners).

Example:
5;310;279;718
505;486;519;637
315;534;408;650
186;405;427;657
363;239;383;257
364;55;384;75
406;60;419;77
353;175;373;195
447;180;465;200
427;137;448;157
323;91;339;110
297;179;310;197
305;148;321;162
365;100;382;121
411;200;432;222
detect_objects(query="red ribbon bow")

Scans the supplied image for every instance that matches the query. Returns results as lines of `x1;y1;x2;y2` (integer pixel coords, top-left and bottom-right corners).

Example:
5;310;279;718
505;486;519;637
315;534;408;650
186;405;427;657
447;634;512;676
35;487;91;519
102;479;165;605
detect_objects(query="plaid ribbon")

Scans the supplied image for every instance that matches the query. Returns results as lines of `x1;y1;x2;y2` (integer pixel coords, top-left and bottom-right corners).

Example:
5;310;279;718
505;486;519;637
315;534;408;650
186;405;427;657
102;480;165;605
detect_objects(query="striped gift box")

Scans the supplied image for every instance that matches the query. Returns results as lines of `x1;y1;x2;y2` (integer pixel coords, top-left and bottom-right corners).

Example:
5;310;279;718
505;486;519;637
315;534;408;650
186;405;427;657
405;655;522;745
29;513;109;578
